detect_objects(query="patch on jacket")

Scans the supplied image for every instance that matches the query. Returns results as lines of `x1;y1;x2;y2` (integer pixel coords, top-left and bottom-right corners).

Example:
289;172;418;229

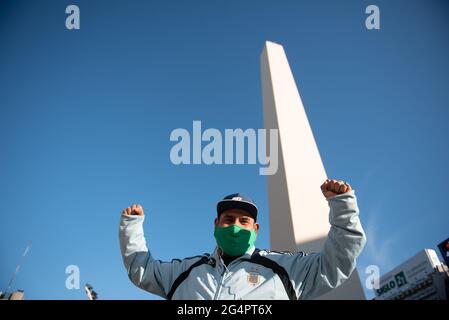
247;271;261;286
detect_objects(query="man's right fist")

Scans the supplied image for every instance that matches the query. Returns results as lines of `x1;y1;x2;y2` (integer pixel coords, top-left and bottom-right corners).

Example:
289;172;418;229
122;204;144;216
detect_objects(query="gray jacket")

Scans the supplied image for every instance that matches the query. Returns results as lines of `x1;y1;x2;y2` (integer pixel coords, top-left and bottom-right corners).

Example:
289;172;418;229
119;190;366;300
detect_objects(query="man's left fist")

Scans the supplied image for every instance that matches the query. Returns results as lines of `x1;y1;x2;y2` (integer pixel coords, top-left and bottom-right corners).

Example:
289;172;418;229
320;179;352;199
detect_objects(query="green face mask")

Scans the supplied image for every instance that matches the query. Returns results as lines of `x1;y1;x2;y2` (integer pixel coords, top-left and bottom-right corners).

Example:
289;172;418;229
214;224;257;257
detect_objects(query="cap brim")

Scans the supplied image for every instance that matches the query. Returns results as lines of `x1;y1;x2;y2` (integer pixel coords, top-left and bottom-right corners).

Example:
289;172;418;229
217;200;258;220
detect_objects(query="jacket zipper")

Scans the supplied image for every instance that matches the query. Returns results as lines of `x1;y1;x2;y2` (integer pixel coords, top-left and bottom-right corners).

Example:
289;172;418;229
214;258;229;300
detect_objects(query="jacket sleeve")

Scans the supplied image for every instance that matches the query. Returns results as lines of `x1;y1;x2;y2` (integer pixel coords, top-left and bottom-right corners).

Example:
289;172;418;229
119;214;200;299
273;189;367;300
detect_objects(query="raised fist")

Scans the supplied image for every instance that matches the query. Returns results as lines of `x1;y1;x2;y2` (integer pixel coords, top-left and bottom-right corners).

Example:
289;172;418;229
320;179;352;199
122;204;144;216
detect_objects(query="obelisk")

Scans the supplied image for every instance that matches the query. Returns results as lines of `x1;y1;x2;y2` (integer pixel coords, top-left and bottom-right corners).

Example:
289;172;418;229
261;41;365;299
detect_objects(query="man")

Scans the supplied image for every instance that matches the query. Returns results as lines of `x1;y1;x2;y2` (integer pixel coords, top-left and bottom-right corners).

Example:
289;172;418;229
119;179;366;300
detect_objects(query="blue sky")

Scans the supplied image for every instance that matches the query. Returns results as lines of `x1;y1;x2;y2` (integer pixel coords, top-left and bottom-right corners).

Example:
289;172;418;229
0;0;448;300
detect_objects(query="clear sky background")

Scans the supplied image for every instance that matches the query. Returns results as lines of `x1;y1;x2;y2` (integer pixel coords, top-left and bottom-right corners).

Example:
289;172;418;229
1;0;448;300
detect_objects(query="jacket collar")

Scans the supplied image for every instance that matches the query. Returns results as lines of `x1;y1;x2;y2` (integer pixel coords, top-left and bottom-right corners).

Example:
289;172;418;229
211;246;256;264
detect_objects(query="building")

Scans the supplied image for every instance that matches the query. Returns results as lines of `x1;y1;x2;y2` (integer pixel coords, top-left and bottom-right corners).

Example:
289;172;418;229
373;249;449;300
438;237;449;265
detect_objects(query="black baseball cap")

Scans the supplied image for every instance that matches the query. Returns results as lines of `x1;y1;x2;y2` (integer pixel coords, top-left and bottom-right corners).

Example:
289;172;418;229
217;193;258;220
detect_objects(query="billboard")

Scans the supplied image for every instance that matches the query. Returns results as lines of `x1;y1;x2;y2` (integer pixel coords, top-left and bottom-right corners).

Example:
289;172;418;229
374;249;441;300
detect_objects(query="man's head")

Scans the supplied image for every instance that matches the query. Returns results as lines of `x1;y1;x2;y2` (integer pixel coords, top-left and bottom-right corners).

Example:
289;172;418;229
215;193;259;232
214;193;259;256
214;208;259;233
